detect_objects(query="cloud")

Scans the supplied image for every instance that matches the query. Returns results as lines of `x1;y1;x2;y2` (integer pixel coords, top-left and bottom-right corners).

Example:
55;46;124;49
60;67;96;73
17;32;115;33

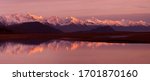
0;0;150;16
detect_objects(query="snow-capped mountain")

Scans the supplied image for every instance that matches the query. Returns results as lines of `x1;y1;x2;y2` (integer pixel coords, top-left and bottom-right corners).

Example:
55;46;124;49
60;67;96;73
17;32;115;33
0;13;44;25
0;13;150;32
0;13;149;26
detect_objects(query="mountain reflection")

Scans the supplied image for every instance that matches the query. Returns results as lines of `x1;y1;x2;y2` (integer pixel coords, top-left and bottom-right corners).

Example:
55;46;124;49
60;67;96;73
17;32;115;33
0;40;125;55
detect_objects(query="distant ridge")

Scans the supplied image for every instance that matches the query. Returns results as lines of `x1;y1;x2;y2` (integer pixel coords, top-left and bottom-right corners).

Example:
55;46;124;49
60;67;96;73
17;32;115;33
88;26;115;33
6;22;62;33
0;13;150;33
0;13;149;26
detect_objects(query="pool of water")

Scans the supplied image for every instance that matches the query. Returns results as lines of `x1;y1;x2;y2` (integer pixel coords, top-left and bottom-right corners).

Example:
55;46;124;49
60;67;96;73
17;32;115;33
0;40;150;64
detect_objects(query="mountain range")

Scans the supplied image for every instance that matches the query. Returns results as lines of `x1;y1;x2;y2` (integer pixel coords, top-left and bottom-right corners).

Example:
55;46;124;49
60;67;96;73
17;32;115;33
0;13;150;33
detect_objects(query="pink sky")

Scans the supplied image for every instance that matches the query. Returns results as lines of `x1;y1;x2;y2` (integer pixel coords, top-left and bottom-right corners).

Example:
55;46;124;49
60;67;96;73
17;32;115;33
0;0;150;17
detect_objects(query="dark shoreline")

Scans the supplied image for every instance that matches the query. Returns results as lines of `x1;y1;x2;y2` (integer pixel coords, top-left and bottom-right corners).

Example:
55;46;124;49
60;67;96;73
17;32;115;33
0;32;150;43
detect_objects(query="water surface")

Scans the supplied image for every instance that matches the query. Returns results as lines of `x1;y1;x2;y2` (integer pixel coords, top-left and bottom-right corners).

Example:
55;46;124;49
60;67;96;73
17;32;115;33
0;40;150;64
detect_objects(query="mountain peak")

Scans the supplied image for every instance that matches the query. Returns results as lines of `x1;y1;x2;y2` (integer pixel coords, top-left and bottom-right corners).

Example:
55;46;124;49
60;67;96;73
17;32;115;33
0;13;45;25
0;13;150;26
26;13;44;20
64;16;80;25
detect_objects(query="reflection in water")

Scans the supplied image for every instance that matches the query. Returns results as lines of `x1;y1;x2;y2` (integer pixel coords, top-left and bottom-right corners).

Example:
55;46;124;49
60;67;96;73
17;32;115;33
0;40;125;55
0;40;150;64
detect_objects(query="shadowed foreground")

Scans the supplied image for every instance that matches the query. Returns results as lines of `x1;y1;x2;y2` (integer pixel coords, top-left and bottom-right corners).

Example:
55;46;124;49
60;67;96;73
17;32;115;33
0;32;150;43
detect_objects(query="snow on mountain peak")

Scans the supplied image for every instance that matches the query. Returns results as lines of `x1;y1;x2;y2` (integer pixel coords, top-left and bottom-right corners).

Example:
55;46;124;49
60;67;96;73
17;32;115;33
0;13;149;26
0;13;45;25
63;16;81;25
26;13;44;20
46;16;62;25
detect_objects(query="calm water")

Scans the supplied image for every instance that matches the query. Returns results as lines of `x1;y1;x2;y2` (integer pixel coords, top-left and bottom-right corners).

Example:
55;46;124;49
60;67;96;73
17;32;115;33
0;40;150;64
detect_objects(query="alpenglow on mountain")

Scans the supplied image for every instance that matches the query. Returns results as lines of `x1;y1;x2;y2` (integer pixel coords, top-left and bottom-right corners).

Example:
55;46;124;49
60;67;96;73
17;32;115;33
0;13;150;32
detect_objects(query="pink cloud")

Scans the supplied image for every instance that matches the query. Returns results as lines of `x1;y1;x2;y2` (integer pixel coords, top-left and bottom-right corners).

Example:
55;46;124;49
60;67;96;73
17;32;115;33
0;0;150;16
